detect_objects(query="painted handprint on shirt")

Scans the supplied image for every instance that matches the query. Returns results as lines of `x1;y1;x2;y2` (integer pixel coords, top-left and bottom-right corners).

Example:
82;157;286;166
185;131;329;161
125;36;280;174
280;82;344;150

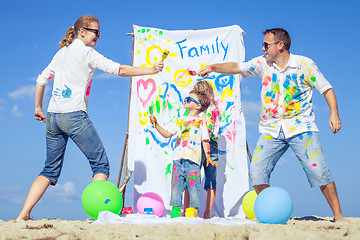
53;84;72;99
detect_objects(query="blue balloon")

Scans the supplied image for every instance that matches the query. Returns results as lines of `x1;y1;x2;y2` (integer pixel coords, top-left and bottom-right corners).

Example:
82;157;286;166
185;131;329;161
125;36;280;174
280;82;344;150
254;187;293;224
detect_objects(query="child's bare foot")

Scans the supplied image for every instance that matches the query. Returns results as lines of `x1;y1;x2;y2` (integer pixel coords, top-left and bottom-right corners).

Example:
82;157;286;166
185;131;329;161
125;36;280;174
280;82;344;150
15;213;32;222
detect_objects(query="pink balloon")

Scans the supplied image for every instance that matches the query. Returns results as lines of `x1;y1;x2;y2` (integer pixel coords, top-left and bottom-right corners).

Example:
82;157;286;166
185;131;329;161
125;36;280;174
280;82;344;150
136;192;164;217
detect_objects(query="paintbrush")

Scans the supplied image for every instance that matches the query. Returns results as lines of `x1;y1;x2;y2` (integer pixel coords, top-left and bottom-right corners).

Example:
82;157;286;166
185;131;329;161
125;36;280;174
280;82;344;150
188;70;197;76
161;49;170;62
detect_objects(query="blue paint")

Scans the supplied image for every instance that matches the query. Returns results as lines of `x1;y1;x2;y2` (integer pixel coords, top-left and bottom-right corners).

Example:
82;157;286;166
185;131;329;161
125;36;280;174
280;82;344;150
175;37;229;60
159;82;169;99
104;199;111;204
145;129;168;148
215;74;234;92
170;84;183;104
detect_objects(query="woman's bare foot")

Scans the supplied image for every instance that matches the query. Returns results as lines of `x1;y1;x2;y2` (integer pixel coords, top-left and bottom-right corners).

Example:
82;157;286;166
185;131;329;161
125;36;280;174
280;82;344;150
15;213;32;222
334;214;349;222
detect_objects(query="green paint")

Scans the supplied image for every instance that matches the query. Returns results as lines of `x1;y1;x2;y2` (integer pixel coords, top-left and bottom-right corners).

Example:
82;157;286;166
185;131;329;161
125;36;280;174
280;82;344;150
141;29;145;33
156;100;160;114
187;175;197;181
167;102;174;111
184;109;189;116
311;77;316;82
165;163;172;176
159;31;163;36
146;137;149;145
149;105;154;115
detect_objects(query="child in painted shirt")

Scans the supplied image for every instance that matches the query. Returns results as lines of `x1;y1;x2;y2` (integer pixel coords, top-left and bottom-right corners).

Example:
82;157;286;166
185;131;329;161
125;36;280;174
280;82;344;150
150;90;211;217
184;80;220;219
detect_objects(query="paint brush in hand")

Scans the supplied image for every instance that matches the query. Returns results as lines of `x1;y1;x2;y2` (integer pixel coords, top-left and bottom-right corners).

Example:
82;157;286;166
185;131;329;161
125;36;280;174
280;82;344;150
161;49;170;62
149;105;156;127
187;70;197;76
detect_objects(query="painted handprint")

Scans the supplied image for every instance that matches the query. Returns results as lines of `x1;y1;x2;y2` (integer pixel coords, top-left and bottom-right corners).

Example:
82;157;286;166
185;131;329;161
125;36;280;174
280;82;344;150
53;84;72;99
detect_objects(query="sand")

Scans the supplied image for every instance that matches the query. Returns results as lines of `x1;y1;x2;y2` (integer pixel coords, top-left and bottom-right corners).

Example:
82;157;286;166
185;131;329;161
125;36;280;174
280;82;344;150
0;216;359;240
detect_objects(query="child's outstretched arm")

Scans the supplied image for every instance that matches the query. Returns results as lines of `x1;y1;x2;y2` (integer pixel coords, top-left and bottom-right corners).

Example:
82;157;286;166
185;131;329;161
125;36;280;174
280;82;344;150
149;115;173;138
202;140;219;167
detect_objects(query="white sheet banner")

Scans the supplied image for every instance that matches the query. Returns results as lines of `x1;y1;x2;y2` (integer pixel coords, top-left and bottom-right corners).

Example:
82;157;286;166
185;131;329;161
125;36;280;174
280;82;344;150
128;25;249;218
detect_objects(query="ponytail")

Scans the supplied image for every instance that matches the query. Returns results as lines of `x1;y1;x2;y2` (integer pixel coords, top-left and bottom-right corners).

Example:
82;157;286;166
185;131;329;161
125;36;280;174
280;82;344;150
59;26;75;48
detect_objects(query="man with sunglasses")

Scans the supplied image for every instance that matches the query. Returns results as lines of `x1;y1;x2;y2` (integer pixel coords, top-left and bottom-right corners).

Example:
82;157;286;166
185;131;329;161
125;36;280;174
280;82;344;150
198;28;346;221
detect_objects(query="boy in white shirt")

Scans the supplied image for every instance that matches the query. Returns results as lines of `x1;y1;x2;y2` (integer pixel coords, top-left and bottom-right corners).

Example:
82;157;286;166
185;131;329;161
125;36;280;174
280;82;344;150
150;90;211;217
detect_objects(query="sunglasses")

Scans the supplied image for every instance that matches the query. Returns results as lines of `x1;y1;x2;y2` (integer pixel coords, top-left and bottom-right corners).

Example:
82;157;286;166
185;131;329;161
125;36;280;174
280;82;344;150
83;27;101;37
262;41;280;50
184;96;203;110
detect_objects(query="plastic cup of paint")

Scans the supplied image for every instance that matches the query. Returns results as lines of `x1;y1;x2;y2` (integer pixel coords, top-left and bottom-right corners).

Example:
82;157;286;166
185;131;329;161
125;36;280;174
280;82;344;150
144;208;153;215
185;207;195;217
122;207;133;214
170;206;181;218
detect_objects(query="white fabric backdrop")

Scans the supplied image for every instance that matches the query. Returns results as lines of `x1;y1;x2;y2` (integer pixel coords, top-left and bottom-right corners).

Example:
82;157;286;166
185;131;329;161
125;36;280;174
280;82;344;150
128;25;249;218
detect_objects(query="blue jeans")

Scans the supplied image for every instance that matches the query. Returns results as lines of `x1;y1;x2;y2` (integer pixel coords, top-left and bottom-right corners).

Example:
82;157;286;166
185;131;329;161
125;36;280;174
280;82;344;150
40;111;109;185
170;159;201;208
201;139;218;190
250;129;333;188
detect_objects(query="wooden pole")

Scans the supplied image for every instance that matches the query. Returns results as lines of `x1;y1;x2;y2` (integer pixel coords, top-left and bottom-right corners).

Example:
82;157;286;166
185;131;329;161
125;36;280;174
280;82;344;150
121;26;135;204
246;140;253;181
116;132;129;188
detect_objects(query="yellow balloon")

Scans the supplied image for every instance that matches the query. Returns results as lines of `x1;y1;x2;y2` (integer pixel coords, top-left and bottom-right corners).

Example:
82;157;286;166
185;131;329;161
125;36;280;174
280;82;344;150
242;190;257;219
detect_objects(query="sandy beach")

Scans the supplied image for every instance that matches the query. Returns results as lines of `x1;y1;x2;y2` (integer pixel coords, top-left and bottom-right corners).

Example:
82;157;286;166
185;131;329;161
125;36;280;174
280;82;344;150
1;216;359;240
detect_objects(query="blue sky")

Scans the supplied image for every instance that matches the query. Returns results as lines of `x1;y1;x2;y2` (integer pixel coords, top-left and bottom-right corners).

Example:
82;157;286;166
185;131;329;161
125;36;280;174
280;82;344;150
1;0;359;221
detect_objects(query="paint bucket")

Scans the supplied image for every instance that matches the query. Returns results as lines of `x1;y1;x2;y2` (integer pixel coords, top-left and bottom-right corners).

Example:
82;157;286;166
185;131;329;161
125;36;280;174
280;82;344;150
185;207;195;217
170;206;181;218
144;208;153;215
122;207;133;214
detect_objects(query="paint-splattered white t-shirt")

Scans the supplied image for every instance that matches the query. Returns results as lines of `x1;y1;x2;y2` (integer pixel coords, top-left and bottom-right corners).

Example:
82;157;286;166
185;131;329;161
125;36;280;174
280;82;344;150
169;116;210;165
239;54;332;138
36;39;120;113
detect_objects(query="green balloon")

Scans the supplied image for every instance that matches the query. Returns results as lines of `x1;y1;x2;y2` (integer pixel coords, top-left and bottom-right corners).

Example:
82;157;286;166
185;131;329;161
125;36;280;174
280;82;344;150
81;180;123;220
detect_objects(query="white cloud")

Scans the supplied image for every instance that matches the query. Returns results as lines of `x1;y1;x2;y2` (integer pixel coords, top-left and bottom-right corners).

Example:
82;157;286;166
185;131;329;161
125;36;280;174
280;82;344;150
49;181;77;198
11;105;23;117
8;85;36;99
241;85;253;95
242;100;261;118
0;185;26;205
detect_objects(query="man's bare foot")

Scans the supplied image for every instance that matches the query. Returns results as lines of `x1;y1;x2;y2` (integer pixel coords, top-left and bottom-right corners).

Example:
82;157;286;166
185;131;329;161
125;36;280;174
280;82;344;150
203;211;210;219
15;213;32;222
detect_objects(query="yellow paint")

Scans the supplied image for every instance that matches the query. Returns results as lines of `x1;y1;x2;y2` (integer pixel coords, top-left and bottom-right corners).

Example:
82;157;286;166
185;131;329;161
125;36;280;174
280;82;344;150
174;69;192;87
254;156;257;162
264;135;273;140
145;45;163;67
166;39;172;43
148;34;152;40
221;88;233;102
136;50;142;55
140;63;147;68
308;149;321;159
139;111;149;126
165;66;171;72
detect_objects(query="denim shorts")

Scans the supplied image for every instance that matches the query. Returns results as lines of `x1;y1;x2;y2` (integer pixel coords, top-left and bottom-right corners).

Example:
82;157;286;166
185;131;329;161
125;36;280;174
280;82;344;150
250;129;333;188
200;139;218;190
40;111;109;185
170;159;201;208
